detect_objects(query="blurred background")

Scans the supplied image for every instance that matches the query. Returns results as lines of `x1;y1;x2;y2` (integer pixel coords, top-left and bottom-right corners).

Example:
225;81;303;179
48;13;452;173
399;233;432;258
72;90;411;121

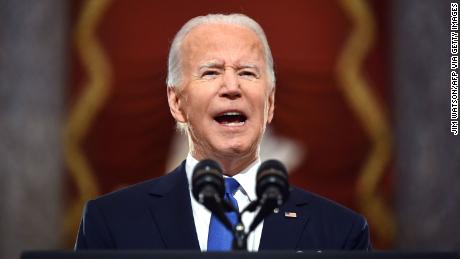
1;0;459;258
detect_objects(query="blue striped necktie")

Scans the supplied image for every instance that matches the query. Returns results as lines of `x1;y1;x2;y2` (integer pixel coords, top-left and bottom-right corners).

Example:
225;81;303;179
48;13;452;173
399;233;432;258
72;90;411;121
207;177;240;251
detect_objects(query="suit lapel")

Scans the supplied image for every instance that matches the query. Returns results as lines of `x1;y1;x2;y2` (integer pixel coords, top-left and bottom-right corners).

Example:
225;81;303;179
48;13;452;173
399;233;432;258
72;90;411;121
259;187;310;250
143;164;311;250
146;162;200;250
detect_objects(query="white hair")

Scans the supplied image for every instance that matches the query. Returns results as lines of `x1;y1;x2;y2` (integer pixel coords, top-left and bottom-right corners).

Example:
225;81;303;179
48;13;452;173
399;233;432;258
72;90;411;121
166;13;276;88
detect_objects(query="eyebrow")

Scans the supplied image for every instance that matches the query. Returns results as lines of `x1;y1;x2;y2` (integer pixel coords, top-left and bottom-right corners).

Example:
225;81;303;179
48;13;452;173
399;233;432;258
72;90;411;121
198;61;261;73
198;60;225;70
238;63;260;73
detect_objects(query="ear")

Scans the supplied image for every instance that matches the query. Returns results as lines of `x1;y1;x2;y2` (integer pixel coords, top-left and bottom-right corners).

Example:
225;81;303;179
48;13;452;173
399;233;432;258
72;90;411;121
167;86;187;123
267;87;275;123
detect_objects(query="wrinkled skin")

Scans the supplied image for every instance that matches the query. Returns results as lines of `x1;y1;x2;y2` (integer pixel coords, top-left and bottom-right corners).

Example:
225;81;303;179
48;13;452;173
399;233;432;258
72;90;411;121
167;23;275;176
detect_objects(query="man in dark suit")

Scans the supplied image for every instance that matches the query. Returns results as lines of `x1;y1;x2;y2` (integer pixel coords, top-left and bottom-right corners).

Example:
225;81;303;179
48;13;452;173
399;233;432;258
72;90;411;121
75;13;371;251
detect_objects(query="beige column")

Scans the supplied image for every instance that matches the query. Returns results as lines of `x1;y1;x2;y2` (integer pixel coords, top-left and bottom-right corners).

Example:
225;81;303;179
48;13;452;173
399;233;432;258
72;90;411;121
0;1;67;258
393;0;460;249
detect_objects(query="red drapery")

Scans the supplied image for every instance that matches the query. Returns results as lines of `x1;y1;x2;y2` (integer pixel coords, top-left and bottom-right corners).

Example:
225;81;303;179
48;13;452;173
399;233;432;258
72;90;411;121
65;0;393;248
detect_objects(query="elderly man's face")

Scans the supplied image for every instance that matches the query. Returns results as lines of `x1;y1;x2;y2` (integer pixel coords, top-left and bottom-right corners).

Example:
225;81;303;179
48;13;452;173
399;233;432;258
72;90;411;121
168;23;274;164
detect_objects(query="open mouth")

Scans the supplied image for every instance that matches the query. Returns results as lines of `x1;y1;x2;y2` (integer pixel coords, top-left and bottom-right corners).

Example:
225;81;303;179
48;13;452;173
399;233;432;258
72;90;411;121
214;112;247;126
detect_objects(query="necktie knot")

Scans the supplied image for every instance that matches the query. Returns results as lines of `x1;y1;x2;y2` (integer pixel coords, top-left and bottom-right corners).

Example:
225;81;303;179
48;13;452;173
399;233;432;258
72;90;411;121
224;177;240;196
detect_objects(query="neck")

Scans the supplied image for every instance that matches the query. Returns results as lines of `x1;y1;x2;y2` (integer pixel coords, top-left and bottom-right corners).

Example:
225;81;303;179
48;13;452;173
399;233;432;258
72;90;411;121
216;154;258;176
191;150;258;176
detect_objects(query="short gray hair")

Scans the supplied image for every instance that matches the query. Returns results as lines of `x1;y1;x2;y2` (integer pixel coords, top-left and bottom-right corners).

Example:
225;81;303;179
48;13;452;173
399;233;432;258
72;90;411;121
166;13;276;88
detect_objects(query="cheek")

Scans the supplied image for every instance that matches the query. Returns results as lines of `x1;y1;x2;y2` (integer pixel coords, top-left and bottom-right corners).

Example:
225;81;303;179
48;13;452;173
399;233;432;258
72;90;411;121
250;92;270;117
182;90;211;121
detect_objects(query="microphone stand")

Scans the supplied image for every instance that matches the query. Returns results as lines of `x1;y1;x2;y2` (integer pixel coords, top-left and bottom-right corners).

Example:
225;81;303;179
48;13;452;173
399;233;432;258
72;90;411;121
232;216;247;250
231;201;260;251
219;195;281;251
231;192;282;250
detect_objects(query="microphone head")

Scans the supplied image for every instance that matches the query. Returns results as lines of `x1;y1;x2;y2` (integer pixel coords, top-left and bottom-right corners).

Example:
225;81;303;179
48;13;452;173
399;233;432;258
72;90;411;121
256;159;290;205
192;159;225;203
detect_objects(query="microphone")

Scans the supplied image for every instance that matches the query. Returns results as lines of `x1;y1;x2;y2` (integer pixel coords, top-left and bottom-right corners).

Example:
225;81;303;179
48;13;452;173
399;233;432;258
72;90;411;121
249;159;290;232
191;159;233;231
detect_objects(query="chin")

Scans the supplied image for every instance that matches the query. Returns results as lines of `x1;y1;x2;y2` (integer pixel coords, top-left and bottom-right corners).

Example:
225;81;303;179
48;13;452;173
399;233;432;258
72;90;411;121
216;142;256;159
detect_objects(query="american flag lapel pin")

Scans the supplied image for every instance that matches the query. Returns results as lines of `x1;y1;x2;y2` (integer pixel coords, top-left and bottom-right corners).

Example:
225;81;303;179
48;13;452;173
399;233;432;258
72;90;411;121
284;211;297;218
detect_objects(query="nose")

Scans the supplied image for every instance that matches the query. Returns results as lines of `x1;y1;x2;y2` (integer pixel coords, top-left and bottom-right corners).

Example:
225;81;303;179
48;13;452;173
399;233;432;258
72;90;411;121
219;68;241;100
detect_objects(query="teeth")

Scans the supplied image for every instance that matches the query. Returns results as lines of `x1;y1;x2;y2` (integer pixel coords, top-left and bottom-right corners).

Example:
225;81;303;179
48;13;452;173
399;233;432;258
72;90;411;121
225;121;245;126
223;112;242;116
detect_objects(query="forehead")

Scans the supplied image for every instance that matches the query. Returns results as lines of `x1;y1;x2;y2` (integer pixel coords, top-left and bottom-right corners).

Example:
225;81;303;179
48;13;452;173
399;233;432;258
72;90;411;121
181;23;265;65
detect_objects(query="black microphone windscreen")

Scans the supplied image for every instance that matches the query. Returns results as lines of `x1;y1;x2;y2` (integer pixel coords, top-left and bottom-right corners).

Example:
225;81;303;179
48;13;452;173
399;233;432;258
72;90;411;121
256;159;288;181
256;159;289;203
192;159;224;202
249;160;290;232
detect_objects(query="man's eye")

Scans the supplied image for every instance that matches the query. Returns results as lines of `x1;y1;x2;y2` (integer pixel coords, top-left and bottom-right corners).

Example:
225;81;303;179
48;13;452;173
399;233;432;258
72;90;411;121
202;70;219;78
239;71;257;78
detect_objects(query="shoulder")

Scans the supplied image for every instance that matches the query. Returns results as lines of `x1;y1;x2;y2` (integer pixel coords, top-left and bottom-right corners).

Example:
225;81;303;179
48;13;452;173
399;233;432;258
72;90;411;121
87;162;186;210
75;163;187;250
290;186;364;222
289;186;371;249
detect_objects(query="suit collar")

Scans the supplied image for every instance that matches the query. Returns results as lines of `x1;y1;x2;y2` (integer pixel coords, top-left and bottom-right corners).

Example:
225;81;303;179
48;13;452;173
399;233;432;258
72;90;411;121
146;163;311;251
259;187;310;250
146;161;200;250
147;161;187;196
184;153;260;201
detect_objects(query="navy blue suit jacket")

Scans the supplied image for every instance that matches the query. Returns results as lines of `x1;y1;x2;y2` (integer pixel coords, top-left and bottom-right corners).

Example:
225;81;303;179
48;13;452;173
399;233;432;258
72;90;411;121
75;161;371;250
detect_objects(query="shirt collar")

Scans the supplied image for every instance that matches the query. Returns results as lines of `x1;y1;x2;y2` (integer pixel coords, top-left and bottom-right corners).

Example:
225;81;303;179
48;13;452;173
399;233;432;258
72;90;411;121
185;153;259;201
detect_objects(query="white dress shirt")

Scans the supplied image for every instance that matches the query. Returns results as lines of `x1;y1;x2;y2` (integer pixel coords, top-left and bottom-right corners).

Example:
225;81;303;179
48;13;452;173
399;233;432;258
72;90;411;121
185;153;264;251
